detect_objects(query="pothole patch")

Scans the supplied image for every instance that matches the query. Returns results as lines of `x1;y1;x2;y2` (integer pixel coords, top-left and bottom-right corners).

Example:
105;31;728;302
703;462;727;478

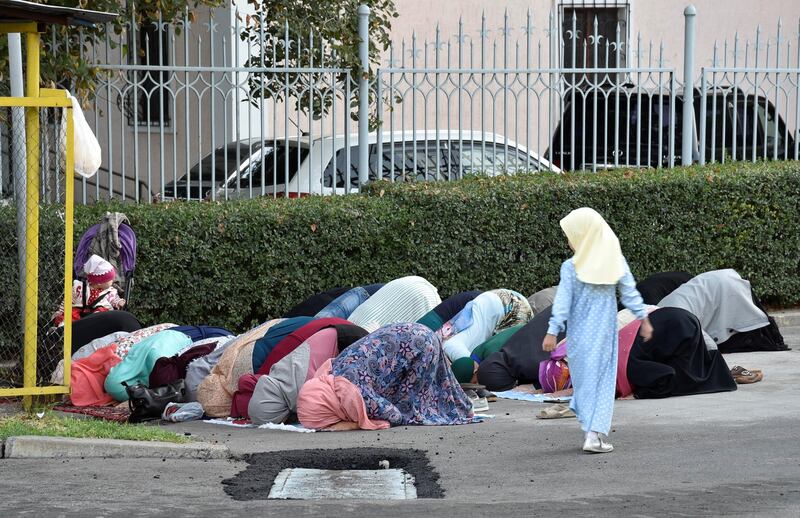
268;468;417;500
222;447;443;500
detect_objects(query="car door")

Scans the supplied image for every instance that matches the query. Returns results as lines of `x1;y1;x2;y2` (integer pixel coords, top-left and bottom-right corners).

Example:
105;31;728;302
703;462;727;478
379;140;452;182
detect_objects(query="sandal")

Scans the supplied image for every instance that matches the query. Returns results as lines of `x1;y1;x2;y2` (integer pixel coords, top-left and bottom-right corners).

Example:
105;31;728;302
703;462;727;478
730;366;763;377
733;368;763;384
537;404;576;419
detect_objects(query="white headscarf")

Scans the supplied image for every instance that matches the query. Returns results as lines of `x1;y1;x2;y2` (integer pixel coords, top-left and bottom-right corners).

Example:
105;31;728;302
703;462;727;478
560;207;624;285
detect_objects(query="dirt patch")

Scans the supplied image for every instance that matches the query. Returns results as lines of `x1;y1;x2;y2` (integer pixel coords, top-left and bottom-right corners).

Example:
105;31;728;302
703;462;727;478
222;447;443;500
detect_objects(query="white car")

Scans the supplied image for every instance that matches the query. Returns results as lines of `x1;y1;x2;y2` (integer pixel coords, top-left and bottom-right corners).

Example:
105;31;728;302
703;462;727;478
162;131;560;200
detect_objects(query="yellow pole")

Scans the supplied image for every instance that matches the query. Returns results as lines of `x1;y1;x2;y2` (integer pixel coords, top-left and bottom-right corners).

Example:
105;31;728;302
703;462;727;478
63;103;74;392
22;30;40;409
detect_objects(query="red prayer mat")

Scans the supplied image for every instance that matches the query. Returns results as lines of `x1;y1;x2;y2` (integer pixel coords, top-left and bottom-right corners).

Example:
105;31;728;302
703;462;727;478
53;403;131;422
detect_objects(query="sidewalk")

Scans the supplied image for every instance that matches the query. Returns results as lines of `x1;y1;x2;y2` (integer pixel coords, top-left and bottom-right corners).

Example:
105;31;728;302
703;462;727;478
0;318;797;516
771;308;800;328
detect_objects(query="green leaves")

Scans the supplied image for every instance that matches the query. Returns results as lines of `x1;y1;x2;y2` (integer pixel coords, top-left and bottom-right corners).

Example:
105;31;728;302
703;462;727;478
239;0;397;124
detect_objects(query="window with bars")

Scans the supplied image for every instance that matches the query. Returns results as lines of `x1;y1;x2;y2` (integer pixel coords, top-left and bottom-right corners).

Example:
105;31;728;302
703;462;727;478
560;1;629;88
126;22;171;127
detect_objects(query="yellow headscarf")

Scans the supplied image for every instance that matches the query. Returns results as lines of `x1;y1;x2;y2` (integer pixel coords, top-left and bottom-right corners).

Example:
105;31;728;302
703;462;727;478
559;207;624;285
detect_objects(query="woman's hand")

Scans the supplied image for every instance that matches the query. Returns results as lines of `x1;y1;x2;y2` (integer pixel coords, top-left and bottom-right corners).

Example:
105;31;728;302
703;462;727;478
542;334;558;352
324;421;360;432
639;317;654;342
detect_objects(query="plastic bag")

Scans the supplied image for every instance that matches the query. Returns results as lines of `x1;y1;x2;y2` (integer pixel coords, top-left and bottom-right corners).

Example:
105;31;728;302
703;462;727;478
162;401;205;422
60;92;102;178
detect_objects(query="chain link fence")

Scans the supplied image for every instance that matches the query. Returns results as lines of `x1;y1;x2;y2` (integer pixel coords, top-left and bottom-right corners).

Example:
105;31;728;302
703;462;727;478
0;103;70;393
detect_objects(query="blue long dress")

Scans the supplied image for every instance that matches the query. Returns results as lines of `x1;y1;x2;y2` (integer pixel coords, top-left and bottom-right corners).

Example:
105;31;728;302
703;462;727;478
547;257;646;435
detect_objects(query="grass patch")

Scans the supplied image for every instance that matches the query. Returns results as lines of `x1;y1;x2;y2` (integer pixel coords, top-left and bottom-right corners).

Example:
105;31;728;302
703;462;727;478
0;412;190;443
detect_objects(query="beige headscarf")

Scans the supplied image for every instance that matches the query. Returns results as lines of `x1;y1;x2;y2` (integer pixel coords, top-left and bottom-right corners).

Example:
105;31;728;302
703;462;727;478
560;207;624;285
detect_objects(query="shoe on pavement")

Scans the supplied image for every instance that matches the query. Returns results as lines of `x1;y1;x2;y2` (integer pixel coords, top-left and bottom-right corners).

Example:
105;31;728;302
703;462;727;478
465;389;490;413
582;436;614;453
476;388;497;402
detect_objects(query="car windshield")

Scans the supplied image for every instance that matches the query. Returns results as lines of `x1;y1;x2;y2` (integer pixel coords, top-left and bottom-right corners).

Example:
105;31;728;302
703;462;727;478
229;143;309;189
189;142;265;182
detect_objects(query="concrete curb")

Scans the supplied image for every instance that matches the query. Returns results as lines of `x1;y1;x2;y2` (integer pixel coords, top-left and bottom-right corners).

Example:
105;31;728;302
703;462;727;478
1;436;231;459
771;310;800;328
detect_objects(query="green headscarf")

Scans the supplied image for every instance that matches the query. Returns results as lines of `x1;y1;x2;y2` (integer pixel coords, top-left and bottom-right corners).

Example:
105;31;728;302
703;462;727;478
451;357;476;383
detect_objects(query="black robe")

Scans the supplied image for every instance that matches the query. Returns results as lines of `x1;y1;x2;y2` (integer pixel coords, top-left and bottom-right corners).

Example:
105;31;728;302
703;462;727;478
627;307;737;399
476;305;566;391
434;291;482;323
633;271;693;306
717;289;787;353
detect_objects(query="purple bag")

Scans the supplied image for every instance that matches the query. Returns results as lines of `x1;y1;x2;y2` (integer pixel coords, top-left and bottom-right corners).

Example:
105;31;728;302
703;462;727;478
538;341;572;393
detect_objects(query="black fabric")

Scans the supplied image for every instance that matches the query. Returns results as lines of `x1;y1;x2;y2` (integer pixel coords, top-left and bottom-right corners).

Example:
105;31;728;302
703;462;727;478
125;379;186;423
362;283;385;295
633;271;693;306
283;287;351;317
476;305;566;391
717;289;787;353
433;291;482;322
333;324;369;354
71;310;142;352
626;307;737;399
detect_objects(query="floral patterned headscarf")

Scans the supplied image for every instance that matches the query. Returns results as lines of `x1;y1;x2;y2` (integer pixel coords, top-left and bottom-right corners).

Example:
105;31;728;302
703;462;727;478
490;289;533;332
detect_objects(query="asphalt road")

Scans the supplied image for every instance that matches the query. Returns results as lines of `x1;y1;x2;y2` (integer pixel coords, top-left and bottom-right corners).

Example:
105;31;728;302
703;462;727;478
2;326;799;517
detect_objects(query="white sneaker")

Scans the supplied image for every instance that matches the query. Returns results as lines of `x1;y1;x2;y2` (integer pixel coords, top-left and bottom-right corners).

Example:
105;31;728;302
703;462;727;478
465;389;490;413
471;397;489;413
582;435;614;453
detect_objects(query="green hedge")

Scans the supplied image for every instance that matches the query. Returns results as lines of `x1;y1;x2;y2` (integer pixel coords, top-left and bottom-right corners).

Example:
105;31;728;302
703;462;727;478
2;161;798;334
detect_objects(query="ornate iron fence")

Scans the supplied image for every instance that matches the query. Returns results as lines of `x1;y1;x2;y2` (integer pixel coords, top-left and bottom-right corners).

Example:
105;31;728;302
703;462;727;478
6;4;796;204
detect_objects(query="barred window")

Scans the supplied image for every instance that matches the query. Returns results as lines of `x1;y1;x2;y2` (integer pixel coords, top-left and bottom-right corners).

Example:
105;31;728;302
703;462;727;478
560;1;630;87
127;21;171;127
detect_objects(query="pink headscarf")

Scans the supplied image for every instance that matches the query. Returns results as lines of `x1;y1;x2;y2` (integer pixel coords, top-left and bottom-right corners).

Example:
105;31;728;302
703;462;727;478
296;359;389;430
70;344;122;407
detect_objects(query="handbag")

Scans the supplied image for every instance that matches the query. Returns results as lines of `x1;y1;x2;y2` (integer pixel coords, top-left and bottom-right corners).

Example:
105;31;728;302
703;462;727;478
123;379;186;423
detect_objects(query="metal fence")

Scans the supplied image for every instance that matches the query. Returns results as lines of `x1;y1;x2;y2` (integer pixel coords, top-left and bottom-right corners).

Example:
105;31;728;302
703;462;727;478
375;11;677;179
44;8;360;203
698;21;800;165
5;4;797;204
0;100;73;396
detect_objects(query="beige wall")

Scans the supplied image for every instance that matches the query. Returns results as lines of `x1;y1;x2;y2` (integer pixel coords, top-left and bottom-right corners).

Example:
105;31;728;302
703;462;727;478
390;1;800;76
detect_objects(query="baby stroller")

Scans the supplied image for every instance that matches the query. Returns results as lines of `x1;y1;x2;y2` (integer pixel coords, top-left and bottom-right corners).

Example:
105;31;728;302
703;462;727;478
73;212;137;308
